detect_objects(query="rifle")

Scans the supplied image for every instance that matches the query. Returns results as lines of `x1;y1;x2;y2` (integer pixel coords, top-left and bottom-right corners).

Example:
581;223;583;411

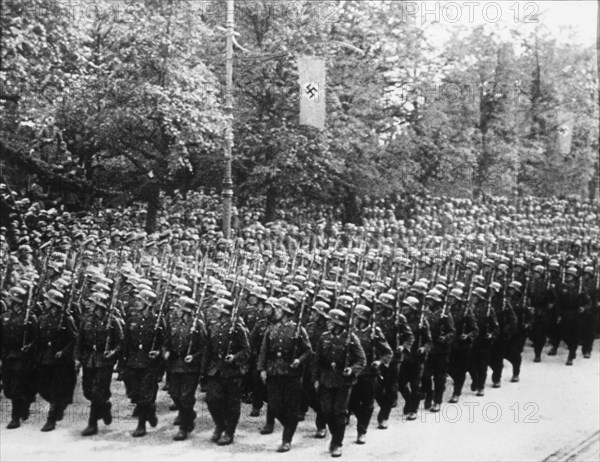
186;280;208;357
225;293;242;357
343;298;358;370
103;275;123;354
150;260;176;352
22;284;34;349
290;291;308;362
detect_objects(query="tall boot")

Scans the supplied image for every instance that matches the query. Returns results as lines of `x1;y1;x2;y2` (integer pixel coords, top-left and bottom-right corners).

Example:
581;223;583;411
41;404;58;432
173;409;189;441
101;401;113;425
81;403;98;436
147;403;158;428
6;400;22;429
132;404;147;437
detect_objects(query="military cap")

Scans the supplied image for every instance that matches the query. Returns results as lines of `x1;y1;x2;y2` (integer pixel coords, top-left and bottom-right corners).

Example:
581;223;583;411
44;289;64;306
355;304;372;320
508;281;522;292
177;296;196;313
9;286;28;302
311;300;331;317
328;308;347;326
277;297;296;315
135;289;157;306
565;267;578;277
401;296;420;310
213;298;234;315
89;291;109;308
473;287;488;299
449;288;463;300
425;289;443;303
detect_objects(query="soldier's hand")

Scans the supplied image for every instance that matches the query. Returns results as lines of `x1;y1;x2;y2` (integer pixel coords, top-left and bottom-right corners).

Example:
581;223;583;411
314;381;319;391
21;344;31;353
290;359;300;368
371;360;381;369
485;333;493;339
148;350;159;359
55;351;63;359
578;307;584;313
184;355;193;363
396;345;404;355
163;351;170;361
343;367;352;377
417;346;426;355
74;359;81;370
260;370;267;384
104;349;116;359
460;334;468;341
438;335;446;343
224;354;235;363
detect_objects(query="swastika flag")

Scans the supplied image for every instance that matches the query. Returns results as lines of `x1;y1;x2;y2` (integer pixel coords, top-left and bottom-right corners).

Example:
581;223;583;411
298;56;326;130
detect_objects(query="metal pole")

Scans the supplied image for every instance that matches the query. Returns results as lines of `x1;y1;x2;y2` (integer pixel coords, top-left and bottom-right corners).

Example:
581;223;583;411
222;0;234;238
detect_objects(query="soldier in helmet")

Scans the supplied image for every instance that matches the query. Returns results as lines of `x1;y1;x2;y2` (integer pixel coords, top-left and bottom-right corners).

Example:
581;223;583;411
77;290;124;436
35;288;78;432
373;291;414;429
1;286;38;429
505;280;532;382
422;289;455;412
555;267;587;365
303;300;331;439
469;287;499;396
123;289;164;437
489;281;517;388
162;295;205;440
398;296;430;420
257;296;312;452
348;304;392;444
580;266;599;358
529;265;550;362
312;308;365;458
447;288;478;403
202;298;250;445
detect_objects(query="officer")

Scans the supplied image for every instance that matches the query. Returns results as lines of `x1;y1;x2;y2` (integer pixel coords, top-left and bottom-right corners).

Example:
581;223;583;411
422;288;455;412
163;295;205;441
77;290;123;436
348;304;392;444
257;296;312;452
398;296;430;421
35;288;78;432
1;286;38;429
202;298;250;445
123;289;163;437
312;308;366;458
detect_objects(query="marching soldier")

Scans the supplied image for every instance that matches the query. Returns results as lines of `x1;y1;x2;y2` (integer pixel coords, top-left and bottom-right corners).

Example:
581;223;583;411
202;298;251;445
348;304;392;444
555;267;587;365
77;290;124;436
448;288;478;403
35;289;78;432
257;296;312;452
529;266;550;362
163;295;206;440
373;291;414;428
470;287;499;396
422;288;455;412
123;289;164;437
505;281;532;382
398;296;430;420
1;286;38;429
489;281;517;388
580;266;599;358
312;308;366;457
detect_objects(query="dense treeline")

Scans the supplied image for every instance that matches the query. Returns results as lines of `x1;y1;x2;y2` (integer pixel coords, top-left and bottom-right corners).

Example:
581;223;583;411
1;1;598;231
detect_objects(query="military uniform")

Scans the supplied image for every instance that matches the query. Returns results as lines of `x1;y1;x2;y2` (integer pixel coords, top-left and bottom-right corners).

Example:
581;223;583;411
1;295;38;429
448;298;478;401
312;315;366;456
35;305;78;430
470;294;499;395
257;317;312;449
77;304;124;435
489;291;517;386
202;308;250;445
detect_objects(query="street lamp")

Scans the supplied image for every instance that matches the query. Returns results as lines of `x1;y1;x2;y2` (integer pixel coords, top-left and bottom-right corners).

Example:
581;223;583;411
221;0;234;239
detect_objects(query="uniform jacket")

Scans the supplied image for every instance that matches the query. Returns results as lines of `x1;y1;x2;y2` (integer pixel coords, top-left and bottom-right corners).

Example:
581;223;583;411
1;305;38;361
124;309;165;369
312;330;366;388
202;318;250;378
76;311;123;368
353;324;392;376
35;308;78;366
257;320;312;377
164;314;205;373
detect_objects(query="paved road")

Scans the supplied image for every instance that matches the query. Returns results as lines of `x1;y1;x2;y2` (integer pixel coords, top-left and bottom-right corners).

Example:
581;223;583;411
1;342;599;461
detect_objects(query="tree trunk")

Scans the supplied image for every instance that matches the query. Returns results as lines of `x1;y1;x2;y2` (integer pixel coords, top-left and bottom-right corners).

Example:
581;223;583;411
264;185;277;223
145;184;160;234
343;186;361;225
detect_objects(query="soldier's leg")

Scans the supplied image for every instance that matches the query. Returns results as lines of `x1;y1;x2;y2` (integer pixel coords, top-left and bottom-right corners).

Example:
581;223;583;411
205;377;226;435
330;386;351;450
224;377;242;438
94;367;114;426
421;358;434;410
397;361;411;414
409;360;425;414
489;342;504;385
433;354;449;405
81;368;98;436
581;313;599;356
376;362;398;424
281;377;302;445
357;376;376;437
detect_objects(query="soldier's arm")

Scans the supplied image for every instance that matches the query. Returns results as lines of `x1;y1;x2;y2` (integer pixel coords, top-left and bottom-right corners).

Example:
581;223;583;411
376;327;393;365
296;326;313;365
398;315;415;351
256;327;269;372
111;317;124;353
442;313;456;344
467;310;479;340
233;324;251;364
60;315;78;358
310;337;322;384
349;333;367;376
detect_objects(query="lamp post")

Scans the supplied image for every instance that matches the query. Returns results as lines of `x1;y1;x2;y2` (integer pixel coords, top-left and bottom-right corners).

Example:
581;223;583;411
222;0;234;238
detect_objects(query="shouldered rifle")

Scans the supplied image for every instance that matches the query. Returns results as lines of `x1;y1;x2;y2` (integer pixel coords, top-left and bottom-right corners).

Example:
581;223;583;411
291;291;308;362
22;284;34;349
104;275;123;354
150;260;176;352
343;298;358;370
225;294;242;357
186;280;208;357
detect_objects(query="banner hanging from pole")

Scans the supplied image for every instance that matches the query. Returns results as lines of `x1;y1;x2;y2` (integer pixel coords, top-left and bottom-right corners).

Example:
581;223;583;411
297;55;326;130
554;109;574;156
